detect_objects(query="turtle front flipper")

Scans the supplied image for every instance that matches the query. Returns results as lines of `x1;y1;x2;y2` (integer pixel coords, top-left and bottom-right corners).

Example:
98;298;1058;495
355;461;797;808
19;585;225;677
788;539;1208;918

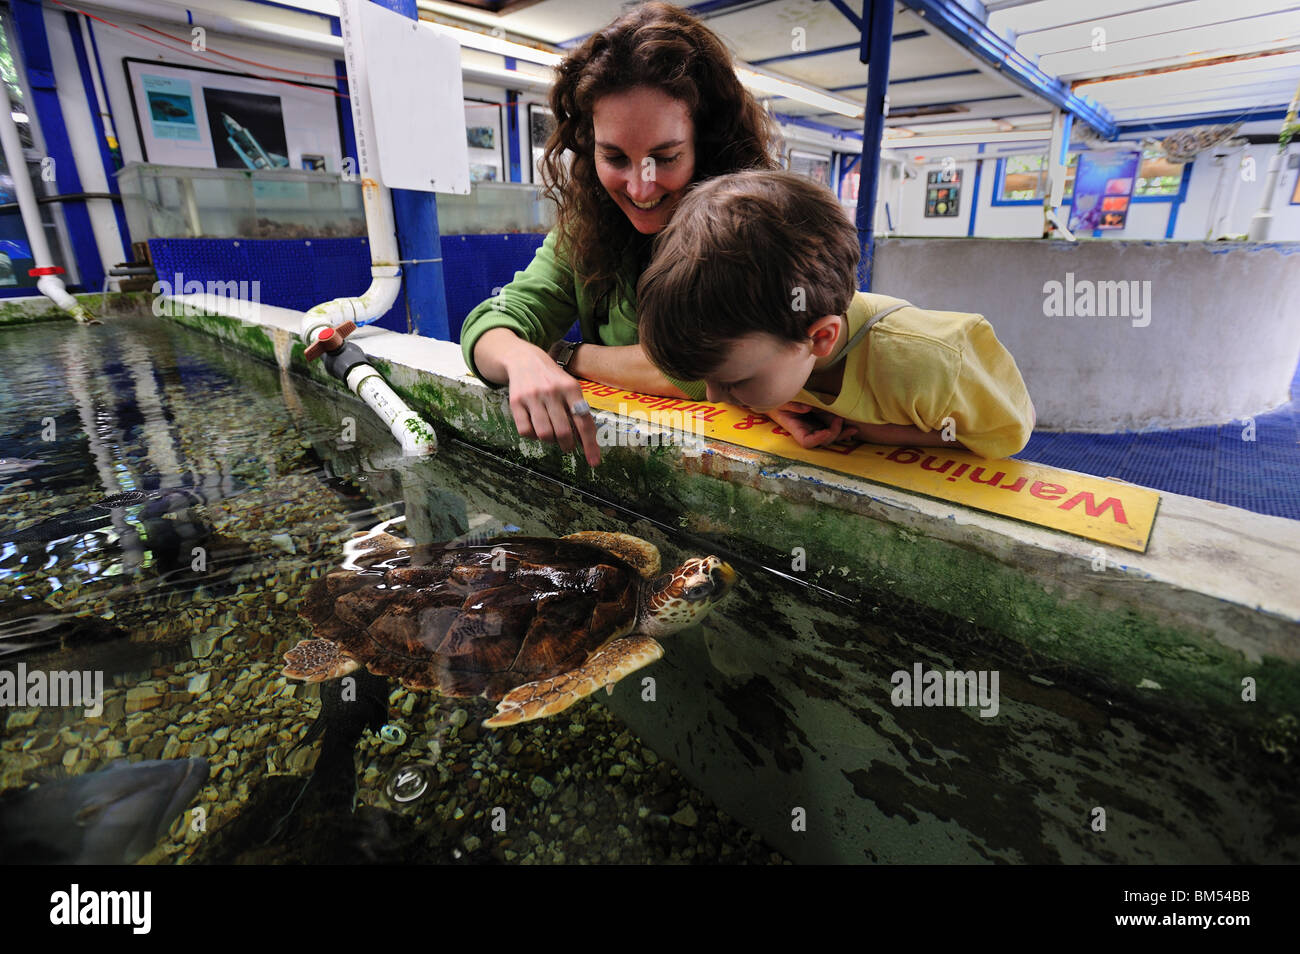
483;634;664;727
562;532;660;579
284;638;361;682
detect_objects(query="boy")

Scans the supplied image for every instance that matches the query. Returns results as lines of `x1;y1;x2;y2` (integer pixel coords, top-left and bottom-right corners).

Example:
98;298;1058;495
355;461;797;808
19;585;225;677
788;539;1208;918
636;169;1035;459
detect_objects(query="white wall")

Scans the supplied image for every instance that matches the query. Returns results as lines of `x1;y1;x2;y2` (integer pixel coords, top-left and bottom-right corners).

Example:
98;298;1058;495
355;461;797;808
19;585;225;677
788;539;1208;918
1173;144;1300;241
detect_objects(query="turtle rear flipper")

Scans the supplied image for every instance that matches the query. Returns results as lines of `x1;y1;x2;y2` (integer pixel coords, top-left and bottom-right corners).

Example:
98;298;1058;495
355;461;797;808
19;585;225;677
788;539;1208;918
483;634;663;727
284;639;360;682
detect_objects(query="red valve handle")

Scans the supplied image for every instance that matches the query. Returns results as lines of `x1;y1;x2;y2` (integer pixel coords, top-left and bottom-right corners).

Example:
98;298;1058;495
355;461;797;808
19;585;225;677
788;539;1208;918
303;321;357;361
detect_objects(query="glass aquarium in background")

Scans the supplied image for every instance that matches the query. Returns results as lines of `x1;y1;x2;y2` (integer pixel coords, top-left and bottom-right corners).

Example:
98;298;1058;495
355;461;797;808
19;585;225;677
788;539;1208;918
436;182;556;235
116;163;366;241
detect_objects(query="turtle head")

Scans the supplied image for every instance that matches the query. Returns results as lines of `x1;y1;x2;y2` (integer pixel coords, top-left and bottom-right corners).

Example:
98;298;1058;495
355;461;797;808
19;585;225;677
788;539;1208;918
639;556;737;636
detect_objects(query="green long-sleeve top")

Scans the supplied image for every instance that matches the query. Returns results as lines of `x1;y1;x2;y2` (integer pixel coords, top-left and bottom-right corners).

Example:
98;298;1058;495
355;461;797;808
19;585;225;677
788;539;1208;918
459;228;707;400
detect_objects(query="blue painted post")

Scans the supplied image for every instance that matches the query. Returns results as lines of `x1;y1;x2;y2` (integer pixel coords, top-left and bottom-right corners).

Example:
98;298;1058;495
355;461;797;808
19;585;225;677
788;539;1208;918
64;11;129;263
504;57;522;183
1165;160;1194;239
11;0;104;289
369;0;449;338
856;0;894;291
967;143;984;237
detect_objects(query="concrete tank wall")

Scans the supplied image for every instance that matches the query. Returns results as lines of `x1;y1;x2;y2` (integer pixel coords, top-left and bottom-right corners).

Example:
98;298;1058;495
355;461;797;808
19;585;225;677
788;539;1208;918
872;238;1300;431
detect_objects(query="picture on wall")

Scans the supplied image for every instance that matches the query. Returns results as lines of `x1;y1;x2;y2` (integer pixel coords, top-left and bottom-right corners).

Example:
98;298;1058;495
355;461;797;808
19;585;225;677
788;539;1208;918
202;88;289;170
143;74;199;142
528;103;556;185
464;99;505;183
467;126;496;150
925;168;961;217
789;149;831;187
1068;150;1141;231
125;59;344;172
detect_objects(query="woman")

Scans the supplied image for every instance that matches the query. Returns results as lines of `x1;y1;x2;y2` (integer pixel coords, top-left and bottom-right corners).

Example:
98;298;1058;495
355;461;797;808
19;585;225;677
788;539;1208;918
459;1;779;466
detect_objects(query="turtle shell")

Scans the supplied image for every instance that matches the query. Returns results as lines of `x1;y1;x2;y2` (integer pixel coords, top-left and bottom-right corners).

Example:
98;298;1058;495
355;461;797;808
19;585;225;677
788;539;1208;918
299;537;642;700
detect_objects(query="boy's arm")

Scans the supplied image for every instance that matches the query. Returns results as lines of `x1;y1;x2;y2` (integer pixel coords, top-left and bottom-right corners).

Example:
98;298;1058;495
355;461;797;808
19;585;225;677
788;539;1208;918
850;421;967;451
770;404;966;451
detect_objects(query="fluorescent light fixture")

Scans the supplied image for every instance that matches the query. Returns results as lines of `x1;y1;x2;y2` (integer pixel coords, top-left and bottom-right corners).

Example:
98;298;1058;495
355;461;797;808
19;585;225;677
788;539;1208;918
11;111;27;123
735;65;865;119
422;21;864;121
882;127;1053;148
424;21;563;67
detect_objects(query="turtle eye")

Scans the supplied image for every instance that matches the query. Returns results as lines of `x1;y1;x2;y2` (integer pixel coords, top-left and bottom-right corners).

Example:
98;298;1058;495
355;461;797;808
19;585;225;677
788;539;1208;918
684;581;714;601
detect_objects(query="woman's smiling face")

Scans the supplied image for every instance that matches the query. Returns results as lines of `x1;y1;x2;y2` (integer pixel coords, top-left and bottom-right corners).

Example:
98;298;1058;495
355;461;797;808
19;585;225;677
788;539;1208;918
592;86;696;234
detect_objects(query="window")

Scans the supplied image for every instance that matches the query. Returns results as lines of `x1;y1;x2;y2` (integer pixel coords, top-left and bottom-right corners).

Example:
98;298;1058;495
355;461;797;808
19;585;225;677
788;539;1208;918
1000;153;1046;201
997;152;1079;202
1134;147;1184;197
1063;152;1079;199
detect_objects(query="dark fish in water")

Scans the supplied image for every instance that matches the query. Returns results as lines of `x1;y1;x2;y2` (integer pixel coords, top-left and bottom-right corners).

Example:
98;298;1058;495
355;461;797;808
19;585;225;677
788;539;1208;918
268;669;390;842
4;475;246;544
0;758;209;864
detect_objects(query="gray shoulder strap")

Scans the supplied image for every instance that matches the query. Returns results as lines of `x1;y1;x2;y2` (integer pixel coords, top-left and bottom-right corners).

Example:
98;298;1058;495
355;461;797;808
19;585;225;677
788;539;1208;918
823;300;910;368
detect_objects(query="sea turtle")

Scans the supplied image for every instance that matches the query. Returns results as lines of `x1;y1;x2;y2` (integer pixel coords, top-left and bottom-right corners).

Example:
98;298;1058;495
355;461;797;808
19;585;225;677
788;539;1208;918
283;530;736;727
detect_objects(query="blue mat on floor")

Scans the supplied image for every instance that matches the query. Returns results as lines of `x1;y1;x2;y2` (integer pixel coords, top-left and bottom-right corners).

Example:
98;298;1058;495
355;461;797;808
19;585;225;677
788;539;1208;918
1016;359;1300;521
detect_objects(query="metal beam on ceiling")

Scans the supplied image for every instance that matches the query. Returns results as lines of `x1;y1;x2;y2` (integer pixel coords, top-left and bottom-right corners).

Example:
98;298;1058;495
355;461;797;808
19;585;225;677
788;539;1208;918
898;0;1119;138
750;30;925;66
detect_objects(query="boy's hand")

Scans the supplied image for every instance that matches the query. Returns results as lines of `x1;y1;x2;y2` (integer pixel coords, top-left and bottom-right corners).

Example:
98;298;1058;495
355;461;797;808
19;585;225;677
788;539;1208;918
765;402;859;449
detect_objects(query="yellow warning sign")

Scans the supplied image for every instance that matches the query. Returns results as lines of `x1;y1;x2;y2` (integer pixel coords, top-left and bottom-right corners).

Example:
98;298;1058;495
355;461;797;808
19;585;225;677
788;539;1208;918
578;382;1159;553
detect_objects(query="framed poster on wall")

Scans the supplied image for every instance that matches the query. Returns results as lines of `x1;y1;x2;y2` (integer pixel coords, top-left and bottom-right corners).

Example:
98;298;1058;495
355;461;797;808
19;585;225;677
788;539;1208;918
527;103;556;186
1068;150;1140;231
124;59;344;171
464;98;505;183
925;168;961;217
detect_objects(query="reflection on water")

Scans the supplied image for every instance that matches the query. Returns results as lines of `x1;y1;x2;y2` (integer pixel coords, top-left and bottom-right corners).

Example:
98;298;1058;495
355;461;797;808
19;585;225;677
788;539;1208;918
0;313;785;865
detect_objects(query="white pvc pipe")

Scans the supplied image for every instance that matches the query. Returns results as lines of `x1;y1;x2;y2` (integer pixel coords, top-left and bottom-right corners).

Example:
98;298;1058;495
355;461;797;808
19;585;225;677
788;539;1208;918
0;73;95;321
299;0;401;347
346;363;437;456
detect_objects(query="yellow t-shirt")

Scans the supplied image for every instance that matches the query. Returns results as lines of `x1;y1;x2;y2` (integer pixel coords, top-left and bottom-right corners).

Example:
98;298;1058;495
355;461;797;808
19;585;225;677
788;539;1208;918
794;292;1035;459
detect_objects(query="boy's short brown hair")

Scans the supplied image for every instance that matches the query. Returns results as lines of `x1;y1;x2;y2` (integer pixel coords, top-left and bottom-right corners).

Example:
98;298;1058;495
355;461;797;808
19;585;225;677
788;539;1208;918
637;169;861;382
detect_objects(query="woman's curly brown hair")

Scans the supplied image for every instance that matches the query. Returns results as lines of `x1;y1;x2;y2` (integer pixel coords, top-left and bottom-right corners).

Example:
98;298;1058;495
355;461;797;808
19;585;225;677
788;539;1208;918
541;1;781;307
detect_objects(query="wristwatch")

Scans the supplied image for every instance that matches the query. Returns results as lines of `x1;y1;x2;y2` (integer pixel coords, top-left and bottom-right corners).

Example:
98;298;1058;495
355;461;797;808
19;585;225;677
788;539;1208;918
549;338;581;373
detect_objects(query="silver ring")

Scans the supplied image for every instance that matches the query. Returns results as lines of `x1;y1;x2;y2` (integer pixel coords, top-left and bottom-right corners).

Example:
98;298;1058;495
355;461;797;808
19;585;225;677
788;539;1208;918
571;399;592;417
